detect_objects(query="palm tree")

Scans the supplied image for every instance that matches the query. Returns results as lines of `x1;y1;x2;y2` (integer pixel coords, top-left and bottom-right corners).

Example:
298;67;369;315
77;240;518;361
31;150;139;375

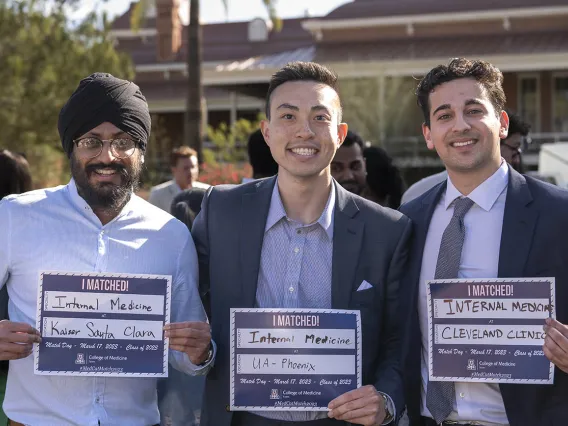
133;0;279;160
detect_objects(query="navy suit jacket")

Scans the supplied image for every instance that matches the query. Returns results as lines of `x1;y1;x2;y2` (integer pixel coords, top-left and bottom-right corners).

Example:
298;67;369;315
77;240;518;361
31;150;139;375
399;166;568;426
192;177;412;426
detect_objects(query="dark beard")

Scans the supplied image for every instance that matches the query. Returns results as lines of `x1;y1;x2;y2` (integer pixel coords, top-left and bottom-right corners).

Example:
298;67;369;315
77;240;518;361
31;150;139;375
338;179;365;196
71;155;142;214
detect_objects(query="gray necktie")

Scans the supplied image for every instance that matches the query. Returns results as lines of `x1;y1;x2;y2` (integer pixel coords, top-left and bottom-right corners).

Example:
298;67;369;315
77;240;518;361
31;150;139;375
426;196;475;424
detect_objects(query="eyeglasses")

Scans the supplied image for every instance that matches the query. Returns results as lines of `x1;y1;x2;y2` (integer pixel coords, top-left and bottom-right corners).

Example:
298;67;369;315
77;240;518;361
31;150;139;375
500;141;522;155
73;137;140;159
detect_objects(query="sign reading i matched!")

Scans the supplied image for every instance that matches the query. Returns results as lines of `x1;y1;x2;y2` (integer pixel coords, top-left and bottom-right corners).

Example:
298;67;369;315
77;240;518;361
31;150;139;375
34;272;171;377
230;308;361;411
427;278;555;384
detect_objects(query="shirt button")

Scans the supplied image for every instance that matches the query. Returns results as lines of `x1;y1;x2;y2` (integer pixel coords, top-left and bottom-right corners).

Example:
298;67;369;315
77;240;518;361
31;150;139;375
293;248;299;254
459;392;465;398
289;287;294;293
95;397;100;403
296;229;301;234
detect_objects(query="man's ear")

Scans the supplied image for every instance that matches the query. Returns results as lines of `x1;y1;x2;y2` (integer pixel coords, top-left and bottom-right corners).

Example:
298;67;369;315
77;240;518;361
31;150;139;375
260;119;271;147
499;110;510;140
337;123;348;148
422;122;435;150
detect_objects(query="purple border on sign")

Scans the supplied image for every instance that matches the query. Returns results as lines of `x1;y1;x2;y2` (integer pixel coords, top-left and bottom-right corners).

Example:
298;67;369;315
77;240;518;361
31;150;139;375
427;278;555;384
230;308;362;411
34;271;172;378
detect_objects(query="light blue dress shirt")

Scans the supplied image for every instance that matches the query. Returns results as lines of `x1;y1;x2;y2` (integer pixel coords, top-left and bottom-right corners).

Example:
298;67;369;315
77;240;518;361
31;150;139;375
419;161;510;425
0;180;213;426
252;181;334;421
252;181;395;423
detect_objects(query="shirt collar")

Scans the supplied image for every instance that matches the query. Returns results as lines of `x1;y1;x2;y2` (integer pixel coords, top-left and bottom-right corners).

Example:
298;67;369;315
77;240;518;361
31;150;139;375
445;160;509;211
66;178;138;223
172;180;182;194
265;179;335;239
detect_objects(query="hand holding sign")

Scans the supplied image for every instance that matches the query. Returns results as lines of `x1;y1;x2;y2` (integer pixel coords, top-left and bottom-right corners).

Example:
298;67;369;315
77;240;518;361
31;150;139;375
0;320;41;360
328;385;385;426
164;321;211;365
544;318;568;374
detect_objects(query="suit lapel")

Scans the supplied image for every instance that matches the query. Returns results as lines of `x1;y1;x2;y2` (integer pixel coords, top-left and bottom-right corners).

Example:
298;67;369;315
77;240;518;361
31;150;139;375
240;177;275;307
407;182;446;302
331;183;364;309
498;167;537;278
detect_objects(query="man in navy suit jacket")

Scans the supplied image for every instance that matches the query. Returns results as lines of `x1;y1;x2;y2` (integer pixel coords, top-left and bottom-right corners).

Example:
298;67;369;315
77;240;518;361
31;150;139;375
193;61;410;426
399;58;568;426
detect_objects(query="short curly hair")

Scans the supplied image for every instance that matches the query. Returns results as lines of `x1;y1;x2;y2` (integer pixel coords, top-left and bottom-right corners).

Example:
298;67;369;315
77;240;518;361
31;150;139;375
416;58;506;127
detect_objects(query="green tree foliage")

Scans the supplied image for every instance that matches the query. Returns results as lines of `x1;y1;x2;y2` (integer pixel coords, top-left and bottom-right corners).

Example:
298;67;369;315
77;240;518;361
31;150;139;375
339;76;422;144
0;0;133;186
205;116;263;164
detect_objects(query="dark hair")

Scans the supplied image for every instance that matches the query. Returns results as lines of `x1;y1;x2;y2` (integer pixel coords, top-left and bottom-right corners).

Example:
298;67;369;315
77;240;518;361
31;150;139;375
170;187;207;231
170;146;197;167
265;61;342;122
247;129;278;179
0;150;33;199
363;146;405;209
342;130;364;150
505;110;531;139
416;58;506;127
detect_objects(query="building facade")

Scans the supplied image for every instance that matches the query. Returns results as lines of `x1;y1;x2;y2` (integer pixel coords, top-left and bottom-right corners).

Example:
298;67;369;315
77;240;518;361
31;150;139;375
111;0;568;173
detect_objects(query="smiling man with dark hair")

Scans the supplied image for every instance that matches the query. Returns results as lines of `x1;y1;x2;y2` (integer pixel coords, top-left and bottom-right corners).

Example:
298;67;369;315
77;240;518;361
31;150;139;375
400;57;568;426
194;61;412;426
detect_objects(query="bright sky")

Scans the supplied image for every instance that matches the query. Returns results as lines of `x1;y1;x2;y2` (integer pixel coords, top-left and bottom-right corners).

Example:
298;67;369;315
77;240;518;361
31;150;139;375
69;0;351;24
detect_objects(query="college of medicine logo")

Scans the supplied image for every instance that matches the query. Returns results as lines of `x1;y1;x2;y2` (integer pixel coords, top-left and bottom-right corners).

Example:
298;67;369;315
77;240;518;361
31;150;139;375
75;353;86;365
467;359;477;371
269;389;281;400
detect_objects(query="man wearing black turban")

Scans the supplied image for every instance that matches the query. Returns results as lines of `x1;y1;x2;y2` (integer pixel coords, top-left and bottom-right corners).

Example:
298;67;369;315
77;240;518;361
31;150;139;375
0;74;214;425
57;73;152;220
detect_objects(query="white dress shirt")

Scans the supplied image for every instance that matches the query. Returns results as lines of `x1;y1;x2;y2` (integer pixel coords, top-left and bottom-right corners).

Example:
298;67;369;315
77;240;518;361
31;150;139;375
401;171;448;205
149;179;210;213
0;180;213;426
419;161;510;425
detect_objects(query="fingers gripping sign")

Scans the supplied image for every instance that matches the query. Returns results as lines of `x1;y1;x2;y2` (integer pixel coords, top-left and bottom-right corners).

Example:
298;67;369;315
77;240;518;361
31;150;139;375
544;318;568;374
327;385;386;426
164;321;212;365
0;320;41;361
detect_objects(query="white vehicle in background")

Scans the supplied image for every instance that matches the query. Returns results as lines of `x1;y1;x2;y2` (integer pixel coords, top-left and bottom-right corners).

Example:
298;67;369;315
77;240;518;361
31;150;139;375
537;142;568;189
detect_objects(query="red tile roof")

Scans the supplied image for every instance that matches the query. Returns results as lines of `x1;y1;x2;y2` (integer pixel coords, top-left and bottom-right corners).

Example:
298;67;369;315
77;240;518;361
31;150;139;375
315;30;568;62
324;0;568;20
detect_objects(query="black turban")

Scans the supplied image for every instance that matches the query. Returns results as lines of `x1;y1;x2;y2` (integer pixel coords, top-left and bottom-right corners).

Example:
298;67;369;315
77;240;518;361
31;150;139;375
58;73;151;157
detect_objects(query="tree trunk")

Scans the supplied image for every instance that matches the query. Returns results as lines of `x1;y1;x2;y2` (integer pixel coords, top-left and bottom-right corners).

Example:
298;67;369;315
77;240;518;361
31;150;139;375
185;0;203;160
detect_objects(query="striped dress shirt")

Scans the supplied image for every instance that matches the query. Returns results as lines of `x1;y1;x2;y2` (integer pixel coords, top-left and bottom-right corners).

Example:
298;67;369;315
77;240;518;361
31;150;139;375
253;181;334;421
0;180;213;426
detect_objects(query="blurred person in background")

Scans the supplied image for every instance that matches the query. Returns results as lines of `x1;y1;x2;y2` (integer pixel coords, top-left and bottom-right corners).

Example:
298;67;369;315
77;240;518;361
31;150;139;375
362;146;406;209
331;130;406;208
170;187;207;231
330;130;367;196
149;146;210;213
0;149;32;426
242;128;279;183
157;185;209;426
0;150;32;199
499;110;530;173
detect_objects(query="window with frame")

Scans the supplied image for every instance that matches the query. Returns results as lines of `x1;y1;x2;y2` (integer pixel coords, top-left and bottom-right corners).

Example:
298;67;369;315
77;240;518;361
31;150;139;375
553;75;568;133
518;75;540;132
